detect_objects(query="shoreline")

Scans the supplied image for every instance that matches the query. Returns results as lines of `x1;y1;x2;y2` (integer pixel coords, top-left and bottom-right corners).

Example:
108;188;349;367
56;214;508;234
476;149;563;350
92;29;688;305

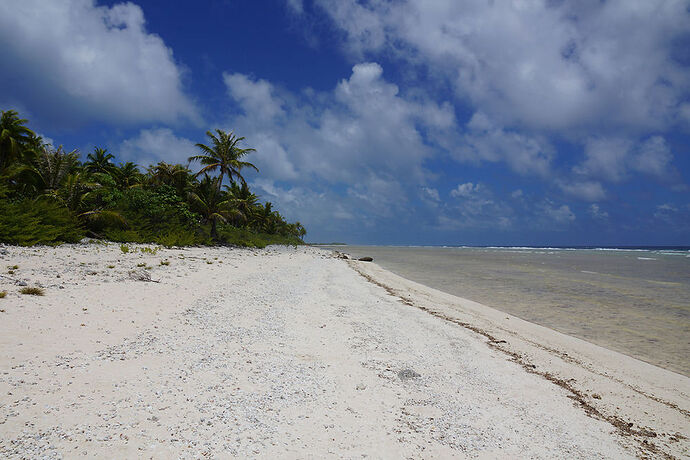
332;245;690;376
1;244;688;458
350;258;689;456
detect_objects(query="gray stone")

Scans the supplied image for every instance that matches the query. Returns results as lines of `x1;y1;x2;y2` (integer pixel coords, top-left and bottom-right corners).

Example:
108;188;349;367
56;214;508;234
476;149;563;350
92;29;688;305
397;369;421;380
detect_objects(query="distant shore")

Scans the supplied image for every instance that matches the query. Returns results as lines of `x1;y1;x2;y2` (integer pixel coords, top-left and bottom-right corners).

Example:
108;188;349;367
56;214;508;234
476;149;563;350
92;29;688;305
1;244;688;458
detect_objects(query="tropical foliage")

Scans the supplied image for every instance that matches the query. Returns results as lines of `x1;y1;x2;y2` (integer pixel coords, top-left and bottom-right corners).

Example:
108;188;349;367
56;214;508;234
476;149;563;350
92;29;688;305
0;109;306;247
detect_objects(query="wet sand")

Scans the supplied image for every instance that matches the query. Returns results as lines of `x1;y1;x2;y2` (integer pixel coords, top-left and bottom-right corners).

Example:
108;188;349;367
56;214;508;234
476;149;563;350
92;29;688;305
335;246;690;376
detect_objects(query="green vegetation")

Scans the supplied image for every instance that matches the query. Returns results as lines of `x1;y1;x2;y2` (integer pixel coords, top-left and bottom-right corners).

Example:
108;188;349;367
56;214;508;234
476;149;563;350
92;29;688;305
160;260;170;266
20;287;44;296
0;291;6;298
0;110;306;247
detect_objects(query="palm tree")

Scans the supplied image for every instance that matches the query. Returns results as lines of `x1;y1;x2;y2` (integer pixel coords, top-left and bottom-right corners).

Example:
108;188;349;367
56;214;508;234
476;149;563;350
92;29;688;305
56;172;126;231
18;145;80;195
113;161;143;189
0;110;36;172
188;129;258;190
147;161;194;196
85;147;116;175
187;175;241;240
226;182;259;226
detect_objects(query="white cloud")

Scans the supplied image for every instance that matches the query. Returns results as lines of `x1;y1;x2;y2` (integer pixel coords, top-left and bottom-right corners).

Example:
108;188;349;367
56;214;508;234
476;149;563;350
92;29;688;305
558;180;606;202
120;128;196;168
574;135;676;184
575;137;633;182
222;63;453;211
421;187;440;203
286;0;304;15
541;203;575;224
317;0;690;134
631;136;673;178
450;182;481;198
455;112;553;176
511;189;523;199
224;73;286;121
0;0;198;126
589;204;609;220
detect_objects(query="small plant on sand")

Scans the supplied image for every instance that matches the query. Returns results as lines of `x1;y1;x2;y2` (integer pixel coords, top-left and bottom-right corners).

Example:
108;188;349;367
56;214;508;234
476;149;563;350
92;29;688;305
160;260;170;266
20;287;44;296
206;260;213;264
0;291;7;298
9;265;19;270
120;244;130;254
136;262;146;267
141;246;159;255
7;270;14;274
107;265;115;269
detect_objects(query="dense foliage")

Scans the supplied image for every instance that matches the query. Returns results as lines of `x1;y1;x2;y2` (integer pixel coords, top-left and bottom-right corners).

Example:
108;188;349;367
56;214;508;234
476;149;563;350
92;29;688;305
0;110;306;247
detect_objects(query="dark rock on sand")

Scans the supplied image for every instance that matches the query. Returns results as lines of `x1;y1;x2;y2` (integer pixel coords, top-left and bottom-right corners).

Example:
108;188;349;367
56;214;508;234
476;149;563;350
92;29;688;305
358;257;374;262
398;369;420;380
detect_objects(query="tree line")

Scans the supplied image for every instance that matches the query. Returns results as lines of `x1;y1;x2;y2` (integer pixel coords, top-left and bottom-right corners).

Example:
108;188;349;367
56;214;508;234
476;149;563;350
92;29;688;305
0;109;306;247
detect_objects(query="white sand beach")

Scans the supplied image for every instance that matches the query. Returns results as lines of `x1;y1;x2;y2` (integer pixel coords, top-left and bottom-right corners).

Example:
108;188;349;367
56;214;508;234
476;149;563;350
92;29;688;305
0;244;688;458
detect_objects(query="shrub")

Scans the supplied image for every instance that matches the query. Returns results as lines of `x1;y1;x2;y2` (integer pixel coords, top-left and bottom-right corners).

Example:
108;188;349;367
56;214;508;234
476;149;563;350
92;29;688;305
20;287;44;296
120;244;130;253
0;197;84;246
0;291;6;298
160;260;170;266
217;225;304;248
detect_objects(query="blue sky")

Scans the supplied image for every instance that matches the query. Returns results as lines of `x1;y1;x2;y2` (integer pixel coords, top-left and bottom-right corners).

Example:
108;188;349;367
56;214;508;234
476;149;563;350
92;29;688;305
1;0;689;245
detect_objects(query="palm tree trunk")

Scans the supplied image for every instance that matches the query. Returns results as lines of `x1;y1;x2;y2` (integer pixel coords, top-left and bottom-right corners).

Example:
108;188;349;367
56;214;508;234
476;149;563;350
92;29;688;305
211;217;218;240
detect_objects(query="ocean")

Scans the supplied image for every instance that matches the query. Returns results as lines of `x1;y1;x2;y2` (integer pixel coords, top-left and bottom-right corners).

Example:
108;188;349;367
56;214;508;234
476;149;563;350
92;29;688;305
328;245;690;376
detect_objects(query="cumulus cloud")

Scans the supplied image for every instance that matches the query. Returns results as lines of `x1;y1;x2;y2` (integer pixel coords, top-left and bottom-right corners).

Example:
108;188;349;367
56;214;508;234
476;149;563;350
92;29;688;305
574;135;676;184
0;0;198;126
119;128;196;168
224;73;286;121
221;63;455;225
455;112;553;176
316;0;690;134
631;136;673;178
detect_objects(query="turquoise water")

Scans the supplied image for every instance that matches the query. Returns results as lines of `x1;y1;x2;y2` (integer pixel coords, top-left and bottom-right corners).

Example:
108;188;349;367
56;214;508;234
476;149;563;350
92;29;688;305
330;246;690;376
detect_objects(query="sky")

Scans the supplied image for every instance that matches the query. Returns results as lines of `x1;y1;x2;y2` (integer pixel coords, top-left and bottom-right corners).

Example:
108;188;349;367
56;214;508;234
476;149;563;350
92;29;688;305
1;0;689;246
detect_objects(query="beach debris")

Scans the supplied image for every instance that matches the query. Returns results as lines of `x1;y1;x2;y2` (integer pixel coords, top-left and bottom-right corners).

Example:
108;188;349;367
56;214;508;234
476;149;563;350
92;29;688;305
128;269;159;283
397;368;421;380
356;383;367;390
333;251;349;259
592;393;602;400
358;256;374;262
